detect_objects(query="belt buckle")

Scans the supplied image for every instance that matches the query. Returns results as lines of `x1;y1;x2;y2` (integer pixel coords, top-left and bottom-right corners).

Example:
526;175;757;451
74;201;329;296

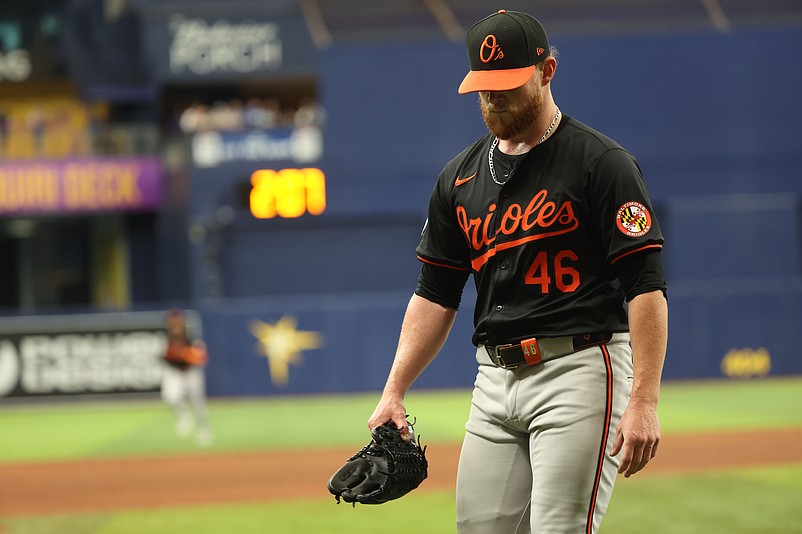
487;343;519;369
520;337;542;365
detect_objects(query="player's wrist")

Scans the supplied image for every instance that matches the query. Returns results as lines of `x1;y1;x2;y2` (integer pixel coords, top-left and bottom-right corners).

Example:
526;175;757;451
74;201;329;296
627;393;659;409
381;380;408;400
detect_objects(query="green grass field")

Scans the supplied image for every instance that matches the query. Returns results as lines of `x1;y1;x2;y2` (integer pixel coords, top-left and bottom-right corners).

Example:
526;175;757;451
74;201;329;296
1;377;801;533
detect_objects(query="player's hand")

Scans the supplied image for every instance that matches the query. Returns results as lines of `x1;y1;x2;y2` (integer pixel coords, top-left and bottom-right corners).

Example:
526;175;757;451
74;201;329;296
368;393;410;440
610;399;660;478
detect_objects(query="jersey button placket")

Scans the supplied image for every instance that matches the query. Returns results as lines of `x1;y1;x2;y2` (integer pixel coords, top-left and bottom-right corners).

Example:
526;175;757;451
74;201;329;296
489;189;508;321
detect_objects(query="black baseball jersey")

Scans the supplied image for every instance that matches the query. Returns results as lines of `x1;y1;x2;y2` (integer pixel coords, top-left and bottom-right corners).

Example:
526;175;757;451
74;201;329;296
416;115;664;346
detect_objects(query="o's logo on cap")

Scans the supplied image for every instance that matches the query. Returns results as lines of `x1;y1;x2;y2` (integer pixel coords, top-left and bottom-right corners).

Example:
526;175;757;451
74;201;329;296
616;201;652;237
480;35;504;63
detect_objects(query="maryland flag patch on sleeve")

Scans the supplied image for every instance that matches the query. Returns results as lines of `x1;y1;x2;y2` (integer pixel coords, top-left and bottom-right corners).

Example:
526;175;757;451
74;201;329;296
615;201;652;238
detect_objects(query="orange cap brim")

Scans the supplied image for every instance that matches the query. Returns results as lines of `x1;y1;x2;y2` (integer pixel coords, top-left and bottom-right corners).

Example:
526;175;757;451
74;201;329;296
457;65;535;94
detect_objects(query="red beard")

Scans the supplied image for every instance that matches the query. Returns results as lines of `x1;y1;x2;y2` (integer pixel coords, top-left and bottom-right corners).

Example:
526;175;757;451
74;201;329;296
479;88;544;141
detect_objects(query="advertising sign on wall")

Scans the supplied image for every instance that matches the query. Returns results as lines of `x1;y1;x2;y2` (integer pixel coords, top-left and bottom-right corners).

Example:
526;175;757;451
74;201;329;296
0;156;162;216
0;311;200;399
191;126;323;167
142;13;318;82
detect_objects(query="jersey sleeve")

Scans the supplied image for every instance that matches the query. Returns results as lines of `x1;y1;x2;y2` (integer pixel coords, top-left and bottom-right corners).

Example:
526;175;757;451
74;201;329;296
586;148;664;264
612;249;667;301
416;169;472;271
415;262;471;309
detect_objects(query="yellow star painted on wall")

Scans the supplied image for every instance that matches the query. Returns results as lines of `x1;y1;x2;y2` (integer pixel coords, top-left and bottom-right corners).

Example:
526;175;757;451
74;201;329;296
249;315;324;386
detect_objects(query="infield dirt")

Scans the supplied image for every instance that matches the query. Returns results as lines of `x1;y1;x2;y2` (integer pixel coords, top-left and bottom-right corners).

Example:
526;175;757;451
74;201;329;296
1;427;801;517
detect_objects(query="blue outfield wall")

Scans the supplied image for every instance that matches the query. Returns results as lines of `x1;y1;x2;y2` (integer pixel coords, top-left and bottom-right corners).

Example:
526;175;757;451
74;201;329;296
197;278;802;397
191;191;802;394
198;290;479;397
668;282;802;380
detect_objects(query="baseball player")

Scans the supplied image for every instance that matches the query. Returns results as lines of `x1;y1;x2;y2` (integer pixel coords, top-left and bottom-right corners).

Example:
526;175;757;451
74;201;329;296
368;10;668;533
161;308;214;447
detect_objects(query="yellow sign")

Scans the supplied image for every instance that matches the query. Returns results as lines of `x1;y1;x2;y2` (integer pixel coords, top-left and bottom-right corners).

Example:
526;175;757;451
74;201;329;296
720;347;771;378
249;168;326;219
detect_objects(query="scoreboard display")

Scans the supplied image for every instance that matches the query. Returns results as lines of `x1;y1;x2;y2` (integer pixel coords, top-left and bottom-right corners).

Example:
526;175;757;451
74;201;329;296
248;167;326;219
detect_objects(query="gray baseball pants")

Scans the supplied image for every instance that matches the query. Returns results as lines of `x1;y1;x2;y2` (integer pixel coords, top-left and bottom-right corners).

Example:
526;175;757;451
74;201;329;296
456;333;633;533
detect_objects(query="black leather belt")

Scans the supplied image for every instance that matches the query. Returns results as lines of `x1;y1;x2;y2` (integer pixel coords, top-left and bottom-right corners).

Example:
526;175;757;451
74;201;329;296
484;332;614;369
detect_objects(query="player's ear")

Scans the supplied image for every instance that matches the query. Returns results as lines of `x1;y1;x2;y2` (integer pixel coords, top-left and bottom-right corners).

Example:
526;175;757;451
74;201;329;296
541;57;557;84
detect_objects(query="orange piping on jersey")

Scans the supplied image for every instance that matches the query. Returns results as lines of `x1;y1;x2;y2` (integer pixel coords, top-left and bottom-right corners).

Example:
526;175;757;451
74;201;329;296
470;219;579;271
417;255;471;271
610;244;663;265
586;343;614;534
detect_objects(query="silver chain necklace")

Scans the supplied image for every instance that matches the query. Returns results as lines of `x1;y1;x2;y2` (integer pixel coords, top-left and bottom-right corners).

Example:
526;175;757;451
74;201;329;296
489;107;561;186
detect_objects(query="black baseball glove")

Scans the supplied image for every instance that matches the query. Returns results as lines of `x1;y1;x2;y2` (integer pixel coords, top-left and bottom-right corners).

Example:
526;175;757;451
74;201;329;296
327;418;428;505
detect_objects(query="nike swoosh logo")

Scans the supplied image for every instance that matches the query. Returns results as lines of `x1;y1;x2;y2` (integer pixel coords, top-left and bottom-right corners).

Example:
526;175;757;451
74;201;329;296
455;173;477;186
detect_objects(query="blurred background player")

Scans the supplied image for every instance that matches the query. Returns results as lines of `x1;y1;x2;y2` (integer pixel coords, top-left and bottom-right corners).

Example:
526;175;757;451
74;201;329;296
162;308;214;447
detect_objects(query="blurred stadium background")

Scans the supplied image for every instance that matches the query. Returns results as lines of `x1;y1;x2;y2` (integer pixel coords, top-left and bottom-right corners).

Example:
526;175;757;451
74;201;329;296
0;1;801;532
0;0;800;400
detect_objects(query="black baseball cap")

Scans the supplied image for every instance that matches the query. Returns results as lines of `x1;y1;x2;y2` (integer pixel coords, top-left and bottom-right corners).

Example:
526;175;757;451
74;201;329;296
458;10;550;94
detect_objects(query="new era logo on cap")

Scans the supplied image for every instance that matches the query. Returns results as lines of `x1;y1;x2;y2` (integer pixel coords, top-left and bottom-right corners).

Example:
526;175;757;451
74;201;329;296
458;10;550;94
